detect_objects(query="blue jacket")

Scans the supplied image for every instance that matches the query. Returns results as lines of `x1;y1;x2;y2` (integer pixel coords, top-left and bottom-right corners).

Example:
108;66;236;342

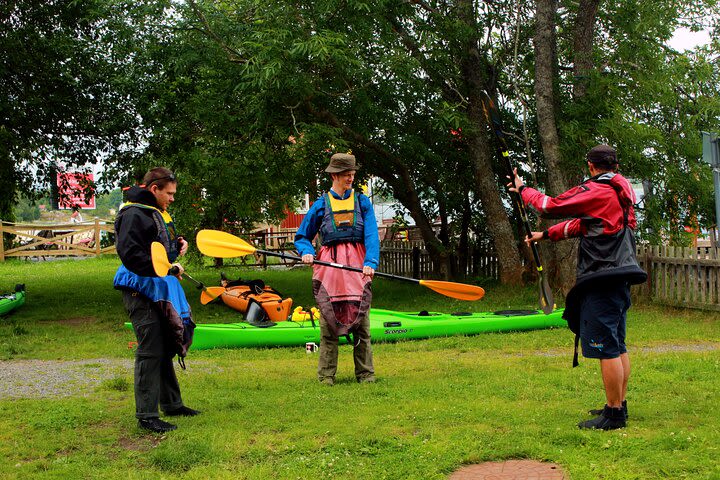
294;188;380;269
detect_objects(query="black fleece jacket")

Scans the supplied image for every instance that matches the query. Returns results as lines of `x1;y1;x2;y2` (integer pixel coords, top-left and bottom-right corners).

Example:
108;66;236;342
114;186;177;277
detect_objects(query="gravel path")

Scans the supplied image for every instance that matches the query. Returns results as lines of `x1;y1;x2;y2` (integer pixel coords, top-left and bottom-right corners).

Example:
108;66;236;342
0;358;132;400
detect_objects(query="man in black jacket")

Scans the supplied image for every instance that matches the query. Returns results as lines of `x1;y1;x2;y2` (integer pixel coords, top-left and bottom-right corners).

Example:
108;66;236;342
113;167;200;433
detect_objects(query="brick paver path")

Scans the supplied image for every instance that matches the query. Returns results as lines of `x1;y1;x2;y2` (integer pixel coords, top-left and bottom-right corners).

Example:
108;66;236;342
449;460;567;479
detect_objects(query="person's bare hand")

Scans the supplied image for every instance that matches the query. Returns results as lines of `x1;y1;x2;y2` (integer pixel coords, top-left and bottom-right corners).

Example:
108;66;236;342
178;237;189;256
301;254;314;265
525;232;543;245
506;168;525;193
362;266;375;278
171;262;185;279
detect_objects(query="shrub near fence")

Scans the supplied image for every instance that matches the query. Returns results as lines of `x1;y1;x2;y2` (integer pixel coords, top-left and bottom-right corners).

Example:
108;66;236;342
637;245;720;311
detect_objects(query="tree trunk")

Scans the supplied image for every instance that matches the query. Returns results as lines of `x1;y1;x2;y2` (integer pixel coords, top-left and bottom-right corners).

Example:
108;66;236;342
383;3;522;283
458;0;524;285
393;180;450;279
573;0;601;101
463;80;524;284
467;127;524;285
534;0;577;294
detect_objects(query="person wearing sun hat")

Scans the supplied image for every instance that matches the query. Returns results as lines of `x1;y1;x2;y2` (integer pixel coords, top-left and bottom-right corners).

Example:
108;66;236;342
294;153;380;386
508;144;647;430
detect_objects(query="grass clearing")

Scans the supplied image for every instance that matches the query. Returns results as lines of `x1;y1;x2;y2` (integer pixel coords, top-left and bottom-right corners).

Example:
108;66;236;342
0;256;718;479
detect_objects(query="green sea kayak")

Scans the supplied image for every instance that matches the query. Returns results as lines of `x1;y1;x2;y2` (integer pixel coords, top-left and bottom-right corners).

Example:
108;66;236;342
0;285;26;316
126;308;566;350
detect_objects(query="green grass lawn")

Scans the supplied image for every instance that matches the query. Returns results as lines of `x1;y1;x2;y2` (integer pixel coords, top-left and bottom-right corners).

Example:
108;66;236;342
0;256;718;479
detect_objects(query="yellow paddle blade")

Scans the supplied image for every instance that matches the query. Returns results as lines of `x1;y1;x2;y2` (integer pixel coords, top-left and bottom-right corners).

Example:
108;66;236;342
200;286;226;305
196;229;257;258
150;242;172;277
418;280;485;301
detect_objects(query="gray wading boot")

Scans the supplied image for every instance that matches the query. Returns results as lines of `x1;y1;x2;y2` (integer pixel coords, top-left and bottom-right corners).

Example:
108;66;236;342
578;405;626;430
138;417;177;433
589;399;627;419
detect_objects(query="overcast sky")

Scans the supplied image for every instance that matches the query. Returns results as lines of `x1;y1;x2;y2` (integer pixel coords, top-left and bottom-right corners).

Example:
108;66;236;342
667;27;712;51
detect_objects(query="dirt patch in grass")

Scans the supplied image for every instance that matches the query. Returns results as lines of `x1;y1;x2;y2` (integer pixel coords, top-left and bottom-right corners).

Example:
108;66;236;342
117;434;163;452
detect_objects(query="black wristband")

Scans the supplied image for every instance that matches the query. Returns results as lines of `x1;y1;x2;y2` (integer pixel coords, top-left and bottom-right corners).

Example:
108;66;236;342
542;230;549;239
518;185;526;194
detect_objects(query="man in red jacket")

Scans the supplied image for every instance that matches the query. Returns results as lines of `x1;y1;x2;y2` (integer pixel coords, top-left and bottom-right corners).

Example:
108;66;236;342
508;144;646;430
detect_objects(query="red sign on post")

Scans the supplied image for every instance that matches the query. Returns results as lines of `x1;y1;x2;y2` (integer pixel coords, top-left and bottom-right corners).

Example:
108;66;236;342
57;172;96;209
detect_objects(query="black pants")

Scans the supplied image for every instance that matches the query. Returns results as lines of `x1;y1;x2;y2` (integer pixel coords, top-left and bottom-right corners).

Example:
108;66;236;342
122;291;184;419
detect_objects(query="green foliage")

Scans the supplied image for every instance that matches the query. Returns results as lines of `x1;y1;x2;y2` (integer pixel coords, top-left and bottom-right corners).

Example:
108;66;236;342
555;0;720;243
0;0;146;218
152;0;491;264
92;189;123;217
13;197;41;222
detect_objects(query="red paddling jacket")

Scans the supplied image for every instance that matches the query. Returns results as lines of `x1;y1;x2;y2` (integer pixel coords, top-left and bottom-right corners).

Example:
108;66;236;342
520;173;647;335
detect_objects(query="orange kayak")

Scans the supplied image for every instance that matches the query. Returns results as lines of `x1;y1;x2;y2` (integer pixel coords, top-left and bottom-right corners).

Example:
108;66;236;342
216;284;293;323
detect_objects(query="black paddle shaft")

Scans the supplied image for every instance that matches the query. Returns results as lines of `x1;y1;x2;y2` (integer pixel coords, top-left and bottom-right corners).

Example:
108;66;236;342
480;90;554;313
259;249;420;284
480;91;542;265
167;266;206;290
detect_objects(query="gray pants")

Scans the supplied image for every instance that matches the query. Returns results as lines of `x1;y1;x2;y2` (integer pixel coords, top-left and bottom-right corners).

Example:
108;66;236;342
122;291;184;419
318;313;374;382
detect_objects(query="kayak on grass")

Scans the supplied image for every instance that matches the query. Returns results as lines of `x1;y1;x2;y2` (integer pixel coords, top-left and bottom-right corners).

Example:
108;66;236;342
216;285;293;323
0;284;26;316
206;275;294;323
125;307;566;350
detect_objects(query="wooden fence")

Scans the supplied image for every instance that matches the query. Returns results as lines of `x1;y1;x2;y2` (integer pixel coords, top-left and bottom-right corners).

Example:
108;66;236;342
636;245;720;311
0;220;115;261
378;241;720;312
378;240;499;280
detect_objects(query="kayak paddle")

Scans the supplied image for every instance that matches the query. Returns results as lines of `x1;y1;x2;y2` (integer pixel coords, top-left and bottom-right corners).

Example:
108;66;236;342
480;90;554;314
195;229;485;301
150;241;219;305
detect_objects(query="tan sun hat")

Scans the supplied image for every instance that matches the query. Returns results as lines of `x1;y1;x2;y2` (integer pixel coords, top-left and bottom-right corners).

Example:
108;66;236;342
325;153;360;173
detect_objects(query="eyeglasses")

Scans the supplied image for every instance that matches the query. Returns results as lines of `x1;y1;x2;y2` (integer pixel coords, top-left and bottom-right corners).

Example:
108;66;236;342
146;174;177;186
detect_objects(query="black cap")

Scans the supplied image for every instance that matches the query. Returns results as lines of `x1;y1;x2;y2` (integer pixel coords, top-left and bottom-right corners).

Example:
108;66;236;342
586;144;618;165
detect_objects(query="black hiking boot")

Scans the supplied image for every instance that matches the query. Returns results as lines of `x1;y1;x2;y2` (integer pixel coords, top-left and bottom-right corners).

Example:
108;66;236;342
589;399;627;419
138;417;177;433
164;406;202;417
578;405;626;430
